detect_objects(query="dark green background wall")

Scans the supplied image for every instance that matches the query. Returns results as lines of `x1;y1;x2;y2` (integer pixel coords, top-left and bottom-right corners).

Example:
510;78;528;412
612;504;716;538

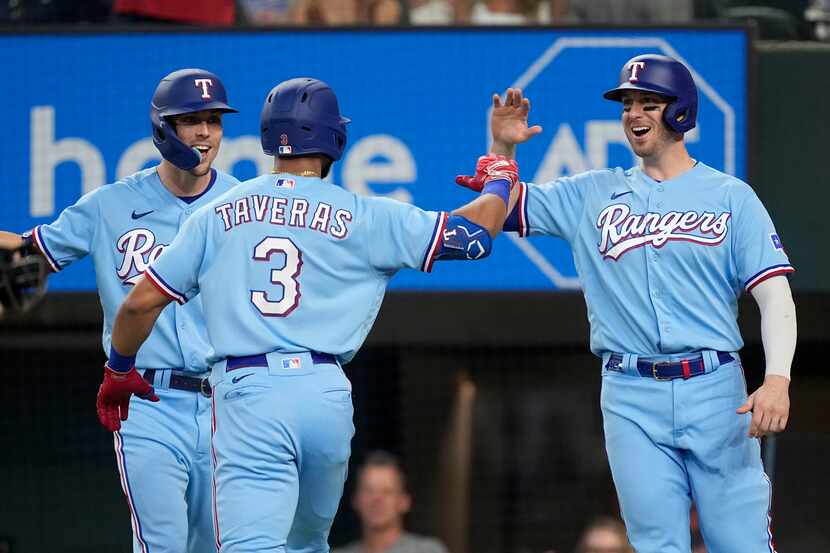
753;43;830;291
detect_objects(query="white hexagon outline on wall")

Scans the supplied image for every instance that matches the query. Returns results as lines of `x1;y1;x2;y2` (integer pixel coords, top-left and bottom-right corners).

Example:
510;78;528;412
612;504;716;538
495;36;737;289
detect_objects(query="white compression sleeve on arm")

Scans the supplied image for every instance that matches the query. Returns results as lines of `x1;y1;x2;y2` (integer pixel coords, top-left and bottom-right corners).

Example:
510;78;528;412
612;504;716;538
750;275;797;380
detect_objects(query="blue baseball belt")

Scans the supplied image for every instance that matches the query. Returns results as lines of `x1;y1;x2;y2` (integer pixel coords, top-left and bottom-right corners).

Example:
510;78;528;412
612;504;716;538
605;351;734;380
225;351;337;371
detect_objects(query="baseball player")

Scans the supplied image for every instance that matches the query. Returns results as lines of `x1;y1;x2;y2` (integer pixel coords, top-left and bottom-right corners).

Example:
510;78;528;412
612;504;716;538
458;55;796;553
98;76;519;553
1;68;240;553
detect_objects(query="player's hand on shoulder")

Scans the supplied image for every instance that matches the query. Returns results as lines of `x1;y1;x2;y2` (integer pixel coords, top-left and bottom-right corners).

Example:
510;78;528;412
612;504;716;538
96;365;159;432
456;154;520;193
736;374;790;438
490;88;543;151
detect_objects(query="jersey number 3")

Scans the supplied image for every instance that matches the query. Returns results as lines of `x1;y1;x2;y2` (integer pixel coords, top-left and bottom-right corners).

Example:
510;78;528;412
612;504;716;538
251;237;302;317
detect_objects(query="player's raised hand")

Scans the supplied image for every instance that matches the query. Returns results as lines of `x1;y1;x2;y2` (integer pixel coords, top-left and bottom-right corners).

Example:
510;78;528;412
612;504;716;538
736;374;790;438
456;154;519;193
96;365;159;432
490;88;543;151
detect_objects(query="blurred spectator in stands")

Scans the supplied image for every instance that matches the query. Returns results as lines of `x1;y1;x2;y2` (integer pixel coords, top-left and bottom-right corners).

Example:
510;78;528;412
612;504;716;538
369;0;405;24
464;0;566;24
469;0;530;24
563;0;692;23
292;0;361;24
408;0;455;24
333;451;448;553
572;516;633;553
806;0;830;40
112;0;235;25
0;535;13;553
239;0;298;25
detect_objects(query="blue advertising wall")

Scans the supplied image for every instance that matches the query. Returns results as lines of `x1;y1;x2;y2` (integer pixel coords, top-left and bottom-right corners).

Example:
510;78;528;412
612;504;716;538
0;28;748;291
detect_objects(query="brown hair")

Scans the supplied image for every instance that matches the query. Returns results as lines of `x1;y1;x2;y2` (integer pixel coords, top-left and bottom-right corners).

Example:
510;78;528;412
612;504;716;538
359;450;408;492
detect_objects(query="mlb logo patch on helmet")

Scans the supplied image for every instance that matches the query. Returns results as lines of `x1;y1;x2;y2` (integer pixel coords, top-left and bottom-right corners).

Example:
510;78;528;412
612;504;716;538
275;178;295;189
282;357;302;369
278;145;293;155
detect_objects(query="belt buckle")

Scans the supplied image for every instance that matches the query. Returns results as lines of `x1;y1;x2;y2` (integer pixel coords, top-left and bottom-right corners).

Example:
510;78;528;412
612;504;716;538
651;361;673;381
200;377;212;398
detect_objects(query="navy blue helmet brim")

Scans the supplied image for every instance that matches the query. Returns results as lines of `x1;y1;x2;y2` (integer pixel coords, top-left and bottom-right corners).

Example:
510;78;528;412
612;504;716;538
158;101;239;117
603;82;678;102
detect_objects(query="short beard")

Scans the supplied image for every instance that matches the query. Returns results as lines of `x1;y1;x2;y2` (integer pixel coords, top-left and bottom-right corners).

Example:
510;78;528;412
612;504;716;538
629;125;678;159
189;163;212;177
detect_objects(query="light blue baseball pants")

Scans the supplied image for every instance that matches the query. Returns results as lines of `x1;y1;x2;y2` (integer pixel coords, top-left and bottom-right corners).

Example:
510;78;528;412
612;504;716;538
601;354;776;553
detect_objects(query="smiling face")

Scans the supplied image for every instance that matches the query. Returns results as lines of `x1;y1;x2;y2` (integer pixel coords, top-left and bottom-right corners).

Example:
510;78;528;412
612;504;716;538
621;90;679;160
170;109;224;177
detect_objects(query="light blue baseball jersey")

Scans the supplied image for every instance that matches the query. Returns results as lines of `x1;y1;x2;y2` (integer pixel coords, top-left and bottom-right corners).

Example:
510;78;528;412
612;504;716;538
31;167;240;373
510;161;794;356
145;173;446;365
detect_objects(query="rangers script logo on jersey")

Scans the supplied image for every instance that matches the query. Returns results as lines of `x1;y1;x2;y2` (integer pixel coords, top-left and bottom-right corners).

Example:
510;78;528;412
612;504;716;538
116;228;168;285
597;203;730;260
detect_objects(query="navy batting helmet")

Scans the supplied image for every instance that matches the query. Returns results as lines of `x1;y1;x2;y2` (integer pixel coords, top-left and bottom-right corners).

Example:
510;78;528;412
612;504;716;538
603;54;698;134
260;78;350;162
151;68;238;170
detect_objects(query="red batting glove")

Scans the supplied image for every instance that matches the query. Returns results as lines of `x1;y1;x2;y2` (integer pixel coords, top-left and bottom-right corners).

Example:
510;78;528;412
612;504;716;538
96;366;159;432
455;154;520;192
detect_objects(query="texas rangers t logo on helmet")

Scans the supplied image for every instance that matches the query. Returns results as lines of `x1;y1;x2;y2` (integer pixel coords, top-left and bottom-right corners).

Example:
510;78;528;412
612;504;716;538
628;61;646;82
194;78;213;99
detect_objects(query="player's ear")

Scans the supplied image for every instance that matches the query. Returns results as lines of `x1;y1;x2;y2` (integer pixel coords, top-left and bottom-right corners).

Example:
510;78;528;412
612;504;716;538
399;491;412;514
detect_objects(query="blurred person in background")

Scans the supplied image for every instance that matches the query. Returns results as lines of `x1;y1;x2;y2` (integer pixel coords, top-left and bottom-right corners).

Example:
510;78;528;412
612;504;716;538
369;0;404;24
408;0;456;24
238;0;298;25
334;451;449;553
293;0;361;24
574;517;632;553
562;0;692;23
805;0;830;40
463;0;566;24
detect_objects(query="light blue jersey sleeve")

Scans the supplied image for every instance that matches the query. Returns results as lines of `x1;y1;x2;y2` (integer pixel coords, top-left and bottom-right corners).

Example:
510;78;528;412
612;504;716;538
731;185;795;292
509;173;592;240
31;187;102;272
359;196;446;274
145;207;210;305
